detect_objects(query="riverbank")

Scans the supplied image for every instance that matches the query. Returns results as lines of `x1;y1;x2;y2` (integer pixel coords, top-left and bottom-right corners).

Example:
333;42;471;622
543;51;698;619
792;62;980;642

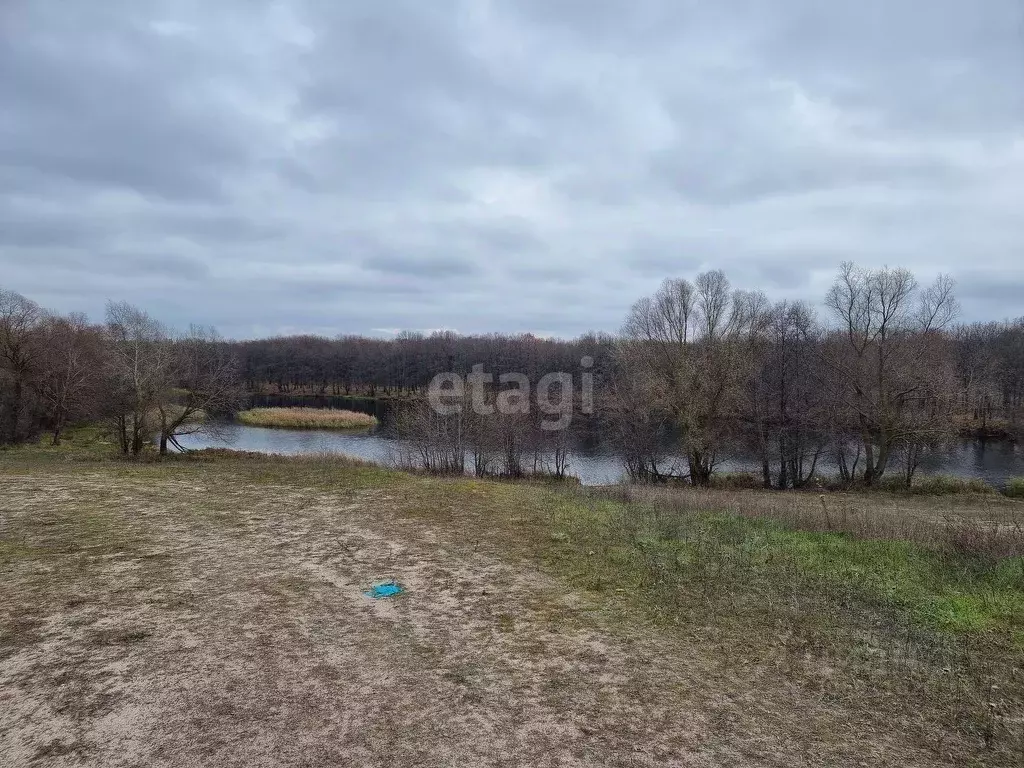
171;418;1024;491
246;387;420;403
2;443;1024;765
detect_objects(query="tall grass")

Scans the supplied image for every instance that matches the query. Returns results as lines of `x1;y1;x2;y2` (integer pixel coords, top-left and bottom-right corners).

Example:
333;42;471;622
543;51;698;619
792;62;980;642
596;483;1024;555
878;474;997;496
1006;477;1024;499
547;485;1024;756
235;407;377;430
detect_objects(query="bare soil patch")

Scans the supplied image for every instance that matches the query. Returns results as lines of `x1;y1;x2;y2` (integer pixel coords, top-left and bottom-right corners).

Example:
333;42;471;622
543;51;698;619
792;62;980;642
0;460;1013;766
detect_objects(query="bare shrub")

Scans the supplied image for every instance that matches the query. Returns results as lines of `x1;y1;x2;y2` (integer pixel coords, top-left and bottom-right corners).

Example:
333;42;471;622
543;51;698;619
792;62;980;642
388;401;466;475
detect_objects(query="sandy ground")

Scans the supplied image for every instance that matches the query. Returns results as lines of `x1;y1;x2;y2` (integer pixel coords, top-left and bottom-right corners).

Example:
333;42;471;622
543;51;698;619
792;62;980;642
0;464;966;767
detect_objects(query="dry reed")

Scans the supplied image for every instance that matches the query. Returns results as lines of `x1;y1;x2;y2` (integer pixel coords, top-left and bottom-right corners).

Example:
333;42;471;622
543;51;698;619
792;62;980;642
236;407;377;430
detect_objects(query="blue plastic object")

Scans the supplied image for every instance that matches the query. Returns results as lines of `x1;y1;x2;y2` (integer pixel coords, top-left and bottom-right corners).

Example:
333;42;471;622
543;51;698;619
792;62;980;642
365;580;402;599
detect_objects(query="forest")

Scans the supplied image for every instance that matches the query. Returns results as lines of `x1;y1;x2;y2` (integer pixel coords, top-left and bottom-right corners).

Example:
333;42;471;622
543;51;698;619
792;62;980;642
2;262;1023;487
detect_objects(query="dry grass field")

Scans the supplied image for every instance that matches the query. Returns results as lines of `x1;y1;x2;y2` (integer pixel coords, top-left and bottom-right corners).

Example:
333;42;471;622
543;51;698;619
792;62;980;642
2;439;1023;766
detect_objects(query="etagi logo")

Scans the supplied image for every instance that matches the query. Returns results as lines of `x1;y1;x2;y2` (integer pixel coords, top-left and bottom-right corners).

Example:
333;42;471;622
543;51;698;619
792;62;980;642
427;357;594;431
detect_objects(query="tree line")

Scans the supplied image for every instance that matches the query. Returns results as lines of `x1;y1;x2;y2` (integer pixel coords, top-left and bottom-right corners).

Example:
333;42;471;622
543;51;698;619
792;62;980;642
379;264;1023;488
2;263;1022;488
611;263;1022;488
234;331;615;397
0;289;242;455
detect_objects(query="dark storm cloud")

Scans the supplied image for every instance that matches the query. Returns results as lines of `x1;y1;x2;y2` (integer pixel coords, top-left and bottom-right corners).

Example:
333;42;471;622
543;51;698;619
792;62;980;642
1;0;1021;337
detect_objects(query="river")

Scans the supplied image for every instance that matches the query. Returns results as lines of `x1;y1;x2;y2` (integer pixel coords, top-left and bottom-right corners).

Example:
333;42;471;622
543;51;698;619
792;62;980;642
173;422;1023;487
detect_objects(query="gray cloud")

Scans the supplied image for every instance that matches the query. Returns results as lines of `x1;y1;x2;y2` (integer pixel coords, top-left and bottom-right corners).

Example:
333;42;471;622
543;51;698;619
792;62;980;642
363;253;478;279
0;212;102;249
956;274;1024;321
44;252;210;281
1;0;1022;337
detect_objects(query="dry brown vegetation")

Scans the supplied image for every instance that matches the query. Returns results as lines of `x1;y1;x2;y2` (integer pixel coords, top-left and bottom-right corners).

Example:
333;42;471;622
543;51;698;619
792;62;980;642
2;449;1023;766
236;406;377;430
602;483;1024;556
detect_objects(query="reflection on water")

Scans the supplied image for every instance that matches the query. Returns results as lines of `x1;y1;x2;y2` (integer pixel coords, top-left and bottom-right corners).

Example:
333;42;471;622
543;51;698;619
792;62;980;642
173;423;1024;488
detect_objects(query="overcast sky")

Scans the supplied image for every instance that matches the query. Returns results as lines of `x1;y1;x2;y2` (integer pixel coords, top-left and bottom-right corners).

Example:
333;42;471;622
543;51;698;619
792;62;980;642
2;1;1022;339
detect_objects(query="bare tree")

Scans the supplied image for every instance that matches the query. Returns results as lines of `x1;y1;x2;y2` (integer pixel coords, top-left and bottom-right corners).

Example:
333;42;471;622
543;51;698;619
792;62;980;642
823;263;960;485
105;301;172;455
992;319;1024;440
605;356;675;482
619;272;769;486
104;303;243;456
390;401;467;474
746;300;828;489
0;288;44;445
953;322;1001;435
36;313;107;444
155;326;244;454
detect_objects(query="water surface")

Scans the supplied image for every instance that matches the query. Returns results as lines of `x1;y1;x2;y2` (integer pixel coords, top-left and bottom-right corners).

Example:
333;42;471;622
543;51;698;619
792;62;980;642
174;423;1023;487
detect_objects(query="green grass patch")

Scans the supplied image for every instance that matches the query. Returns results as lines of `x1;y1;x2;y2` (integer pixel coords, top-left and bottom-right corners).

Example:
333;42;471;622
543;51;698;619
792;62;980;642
1005;477;1024;499
0;424;119;462
541;491;1024;638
